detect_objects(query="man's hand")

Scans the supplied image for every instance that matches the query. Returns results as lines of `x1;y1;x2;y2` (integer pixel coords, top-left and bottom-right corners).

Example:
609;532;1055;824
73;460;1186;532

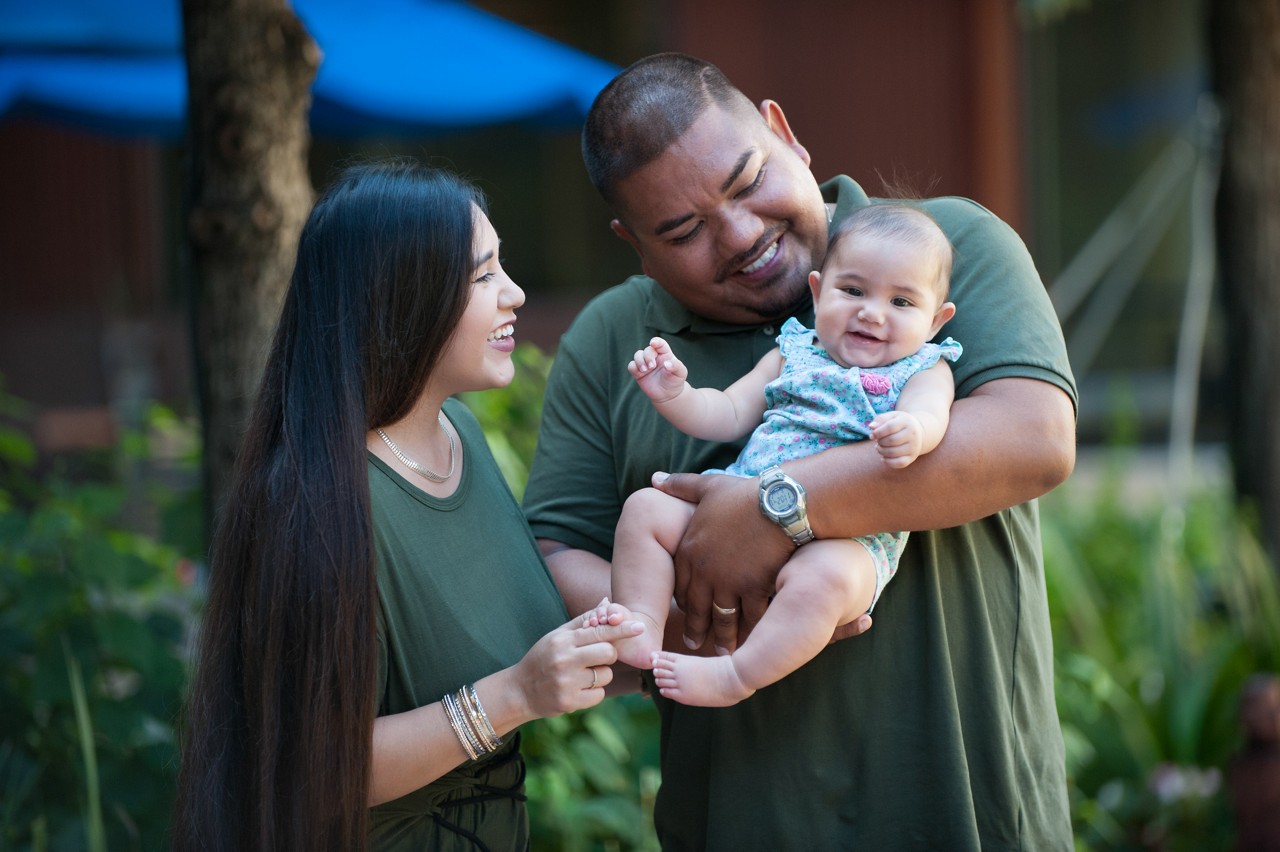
832;613;874;643
651;470;791;653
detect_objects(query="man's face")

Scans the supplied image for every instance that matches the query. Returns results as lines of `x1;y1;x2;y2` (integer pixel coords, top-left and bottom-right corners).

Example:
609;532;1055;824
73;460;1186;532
610;101;829;325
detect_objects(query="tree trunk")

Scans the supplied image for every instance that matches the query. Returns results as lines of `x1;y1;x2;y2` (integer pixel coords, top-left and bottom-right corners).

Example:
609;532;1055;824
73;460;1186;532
1209;0;1280;565
181;0;318;525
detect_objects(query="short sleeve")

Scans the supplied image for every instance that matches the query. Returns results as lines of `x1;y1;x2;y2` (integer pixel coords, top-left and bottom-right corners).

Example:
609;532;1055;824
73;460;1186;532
921;197;1076;412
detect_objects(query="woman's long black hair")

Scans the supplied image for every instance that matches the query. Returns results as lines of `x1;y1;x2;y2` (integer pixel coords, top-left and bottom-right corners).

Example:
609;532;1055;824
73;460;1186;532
173;161;486;851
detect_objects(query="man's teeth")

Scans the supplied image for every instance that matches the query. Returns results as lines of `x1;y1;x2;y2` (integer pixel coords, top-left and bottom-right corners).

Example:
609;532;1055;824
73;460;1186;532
740;240;779;275
487;324;514;341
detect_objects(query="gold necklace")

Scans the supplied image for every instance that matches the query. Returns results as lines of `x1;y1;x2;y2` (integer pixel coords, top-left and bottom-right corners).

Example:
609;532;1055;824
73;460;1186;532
375;412;455;483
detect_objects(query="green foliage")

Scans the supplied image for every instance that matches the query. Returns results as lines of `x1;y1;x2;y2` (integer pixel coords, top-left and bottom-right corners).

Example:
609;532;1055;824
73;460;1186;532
523;695;661;852
0;388;202;852
461;343;554;500
1042;449;1280;850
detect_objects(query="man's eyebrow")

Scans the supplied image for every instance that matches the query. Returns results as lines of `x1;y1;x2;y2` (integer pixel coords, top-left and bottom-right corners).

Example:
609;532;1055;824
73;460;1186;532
719;148;756;193
652;148;757;237
654;213;695;237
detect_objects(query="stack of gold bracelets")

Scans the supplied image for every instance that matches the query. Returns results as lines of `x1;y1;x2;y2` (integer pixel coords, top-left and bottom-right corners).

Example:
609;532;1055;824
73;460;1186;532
442;684;502;760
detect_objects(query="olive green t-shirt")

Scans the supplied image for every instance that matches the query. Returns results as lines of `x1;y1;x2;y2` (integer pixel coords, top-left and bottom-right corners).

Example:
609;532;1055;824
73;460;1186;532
368;399;566;851
523;177;1077;850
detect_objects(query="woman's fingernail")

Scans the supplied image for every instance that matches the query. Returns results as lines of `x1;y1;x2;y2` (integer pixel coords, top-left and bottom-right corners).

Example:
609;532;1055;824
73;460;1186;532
652;471;669;485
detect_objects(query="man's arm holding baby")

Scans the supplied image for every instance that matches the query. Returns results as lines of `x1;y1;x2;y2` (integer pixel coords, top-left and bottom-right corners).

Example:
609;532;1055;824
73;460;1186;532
660;376;1076;649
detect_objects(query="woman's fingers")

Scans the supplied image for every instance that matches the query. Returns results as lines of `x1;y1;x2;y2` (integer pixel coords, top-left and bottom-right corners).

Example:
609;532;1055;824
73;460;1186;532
573;618;643;651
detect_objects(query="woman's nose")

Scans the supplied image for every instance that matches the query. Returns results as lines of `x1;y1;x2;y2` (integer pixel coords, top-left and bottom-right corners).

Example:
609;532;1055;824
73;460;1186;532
503;277;525;309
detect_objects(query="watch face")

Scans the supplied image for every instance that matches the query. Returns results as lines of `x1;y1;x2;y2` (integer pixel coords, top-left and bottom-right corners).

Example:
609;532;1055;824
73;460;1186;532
765;484;798;514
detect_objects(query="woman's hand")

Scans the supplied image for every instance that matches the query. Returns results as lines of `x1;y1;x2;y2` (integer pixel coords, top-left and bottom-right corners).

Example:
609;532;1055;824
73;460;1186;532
511;612;643;720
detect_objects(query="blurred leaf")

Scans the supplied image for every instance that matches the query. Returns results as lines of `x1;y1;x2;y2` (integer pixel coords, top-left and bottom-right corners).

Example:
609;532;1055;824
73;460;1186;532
1044;443;1276;848
0;426;36;468
63;637;105;852
0;379;202;851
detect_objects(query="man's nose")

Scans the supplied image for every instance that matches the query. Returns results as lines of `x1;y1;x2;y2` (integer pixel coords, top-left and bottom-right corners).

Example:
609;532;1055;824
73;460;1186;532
717;206;763;256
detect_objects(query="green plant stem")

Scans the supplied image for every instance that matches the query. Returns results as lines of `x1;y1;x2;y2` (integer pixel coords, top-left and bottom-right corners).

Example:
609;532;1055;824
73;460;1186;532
62;636;106;852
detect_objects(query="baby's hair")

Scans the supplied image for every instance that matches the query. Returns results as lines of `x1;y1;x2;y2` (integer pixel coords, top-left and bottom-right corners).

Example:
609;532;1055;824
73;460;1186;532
828;203;954;297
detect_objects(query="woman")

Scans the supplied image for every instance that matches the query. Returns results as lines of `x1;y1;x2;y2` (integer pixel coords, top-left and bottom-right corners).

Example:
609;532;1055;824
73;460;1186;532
173;161;640;851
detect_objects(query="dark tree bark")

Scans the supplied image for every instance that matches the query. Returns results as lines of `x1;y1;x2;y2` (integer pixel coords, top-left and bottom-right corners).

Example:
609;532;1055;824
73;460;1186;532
181;0;318;522
1209;0;1280;565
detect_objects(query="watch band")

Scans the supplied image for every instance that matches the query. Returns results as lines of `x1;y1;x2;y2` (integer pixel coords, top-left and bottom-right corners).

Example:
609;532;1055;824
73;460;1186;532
782;517;815;545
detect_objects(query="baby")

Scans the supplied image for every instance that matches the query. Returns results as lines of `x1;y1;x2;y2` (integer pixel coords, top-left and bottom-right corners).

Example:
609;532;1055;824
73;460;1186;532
597;203;961;707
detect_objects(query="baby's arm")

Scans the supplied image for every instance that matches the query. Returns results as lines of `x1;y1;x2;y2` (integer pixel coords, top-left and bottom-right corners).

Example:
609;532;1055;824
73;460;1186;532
868;360;955;469
628;337;782;441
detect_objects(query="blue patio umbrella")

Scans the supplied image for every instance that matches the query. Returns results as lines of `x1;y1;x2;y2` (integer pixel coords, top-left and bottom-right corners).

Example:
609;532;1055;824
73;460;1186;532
0;0;618;138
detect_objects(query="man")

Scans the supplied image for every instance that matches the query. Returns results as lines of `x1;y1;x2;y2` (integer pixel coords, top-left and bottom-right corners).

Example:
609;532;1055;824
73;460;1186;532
524;53;1077;849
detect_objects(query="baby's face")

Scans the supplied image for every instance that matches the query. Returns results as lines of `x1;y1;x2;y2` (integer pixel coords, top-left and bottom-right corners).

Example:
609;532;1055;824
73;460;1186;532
807;232;953;369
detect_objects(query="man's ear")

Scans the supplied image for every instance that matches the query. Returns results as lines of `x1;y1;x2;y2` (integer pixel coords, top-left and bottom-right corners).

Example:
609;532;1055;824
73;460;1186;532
611;218;651;277
760;99;811;167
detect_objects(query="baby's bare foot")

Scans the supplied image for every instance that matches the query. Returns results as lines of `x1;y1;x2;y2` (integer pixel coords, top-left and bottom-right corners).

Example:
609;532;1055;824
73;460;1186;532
613;611;662;670
581;597;633;628
650;650;756;707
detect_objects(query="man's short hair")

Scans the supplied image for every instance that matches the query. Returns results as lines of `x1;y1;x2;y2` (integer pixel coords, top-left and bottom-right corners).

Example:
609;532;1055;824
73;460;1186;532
582;53;759;207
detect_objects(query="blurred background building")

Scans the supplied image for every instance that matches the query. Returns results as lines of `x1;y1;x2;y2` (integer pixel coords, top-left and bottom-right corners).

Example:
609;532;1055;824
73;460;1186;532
0;0;1214;454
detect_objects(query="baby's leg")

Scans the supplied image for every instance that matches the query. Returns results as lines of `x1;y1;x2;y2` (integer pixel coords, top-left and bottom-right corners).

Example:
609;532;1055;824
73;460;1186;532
610;487;697;669
651;539;875;706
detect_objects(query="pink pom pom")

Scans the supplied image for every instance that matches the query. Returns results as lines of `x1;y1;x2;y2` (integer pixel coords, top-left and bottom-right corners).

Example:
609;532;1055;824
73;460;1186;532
861;373;891;395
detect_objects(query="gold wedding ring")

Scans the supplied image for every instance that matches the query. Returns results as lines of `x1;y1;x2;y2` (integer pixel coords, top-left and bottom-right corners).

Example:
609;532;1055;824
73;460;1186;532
589;667;599;689
712;603;738;616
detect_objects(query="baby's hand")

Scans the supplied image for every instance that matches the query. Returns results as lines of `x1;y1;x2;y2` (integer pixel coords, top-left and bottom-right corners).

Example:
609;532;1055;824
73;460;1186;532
868;411;924;468
627;337;688;403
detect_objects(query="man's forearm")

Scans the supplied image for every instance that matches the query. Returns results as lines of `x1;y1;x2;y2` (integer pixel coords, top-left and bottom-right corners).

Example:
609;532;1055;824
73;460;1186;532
537;538;645;695
796;378;1076;538
538;538;612;616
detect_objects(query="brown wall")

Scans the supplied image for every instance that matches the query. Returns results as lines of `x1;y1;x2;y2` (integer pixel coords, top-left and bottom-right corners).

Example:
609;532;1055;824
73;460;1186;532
664;0;1025;229
0;120;184;449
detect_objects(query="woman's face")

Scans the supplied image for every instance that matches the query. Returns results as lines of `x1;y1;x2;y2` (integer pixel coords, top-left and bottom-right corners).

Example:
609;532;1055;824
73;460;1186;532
431;206;526;396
